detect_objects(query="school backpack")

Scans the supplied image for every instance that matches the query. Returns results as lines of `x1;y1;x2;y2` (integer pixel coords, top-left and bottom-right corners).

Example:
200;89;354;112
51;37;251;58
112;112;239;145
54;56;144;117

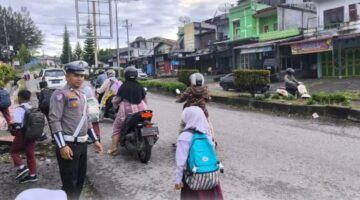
185;130;220;191
0;89;11;109
87;97;100;122
22;106;45;140
39;88;54;113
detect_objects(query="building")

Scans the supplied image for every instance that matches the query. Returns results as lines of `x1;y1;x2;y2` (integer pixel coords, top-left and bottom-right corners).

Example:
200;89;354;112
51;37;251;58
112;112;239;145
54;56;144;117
230;0;317;79
284;0;360;78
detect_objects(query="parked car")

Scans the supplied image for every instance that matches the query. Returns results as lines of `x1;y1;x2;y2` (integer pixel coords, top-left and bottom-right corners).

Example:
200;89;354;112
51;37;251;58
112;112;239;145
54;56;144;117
38;68;66;89
219;73;236;91
137;68;148;80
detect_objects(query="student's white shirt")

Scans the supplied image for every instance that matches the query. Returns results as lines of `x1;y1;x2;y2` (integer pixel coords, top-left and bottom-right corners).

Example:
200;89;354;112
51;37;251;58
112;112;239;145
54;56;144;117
13;103;32;127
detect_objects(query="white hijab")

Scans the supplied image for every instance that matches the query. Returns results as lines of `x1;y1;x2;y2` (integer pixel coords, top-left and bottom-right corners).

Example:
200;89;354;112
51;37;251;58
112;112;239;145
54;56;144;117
182;106;210;136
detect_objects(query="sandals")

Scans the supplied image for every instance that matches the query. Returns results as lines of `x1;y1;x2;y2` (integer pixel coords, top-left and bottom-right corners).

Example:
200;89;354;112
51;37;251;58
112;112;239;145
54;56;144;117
107;148;118;156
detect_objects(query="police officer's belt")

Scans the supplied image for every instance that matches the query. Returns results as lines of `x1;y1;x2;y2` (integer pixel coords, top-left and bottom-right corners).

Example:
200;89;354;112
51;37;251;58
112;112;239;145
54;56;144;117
63;135;88;143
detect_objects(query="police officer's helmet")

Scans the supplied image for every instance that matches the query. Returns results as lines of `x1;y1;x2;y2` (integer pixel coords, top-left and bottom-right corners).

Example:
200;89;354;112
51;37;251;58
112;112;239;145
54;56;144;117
286;68;295;75
190;73;205;86
124;66;138;80
106;69;116;78
65;61;86;75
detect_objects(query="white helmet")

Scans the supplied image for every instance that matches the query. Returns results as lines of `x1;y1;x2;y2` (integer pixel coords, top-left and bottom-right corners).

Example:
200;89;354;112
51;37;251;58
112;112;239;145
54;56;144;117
106;69;116;77
189;73;205;86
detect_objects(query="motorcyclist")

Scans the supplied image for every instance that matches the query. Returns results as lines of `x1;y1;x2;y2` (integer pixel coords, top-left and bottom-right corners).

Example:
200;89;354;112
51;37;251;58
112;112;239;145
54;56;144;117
96;69;122;118
108;66;148;156
284;68;300;96
95;70;107;88
176;73;211;118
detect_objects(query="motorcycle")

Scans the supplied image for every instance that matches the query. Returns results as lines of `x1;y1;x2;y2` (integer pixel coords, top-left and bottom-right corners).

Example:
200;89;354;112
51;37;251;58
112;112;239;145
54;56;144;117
276;82;311;99
120;110;159;163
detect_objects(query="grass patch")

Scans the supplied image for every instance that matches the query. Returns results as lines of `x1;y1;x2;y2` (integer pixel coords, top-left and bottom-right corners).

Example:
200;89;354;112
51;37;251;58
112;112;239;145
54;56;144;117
311;92;350;106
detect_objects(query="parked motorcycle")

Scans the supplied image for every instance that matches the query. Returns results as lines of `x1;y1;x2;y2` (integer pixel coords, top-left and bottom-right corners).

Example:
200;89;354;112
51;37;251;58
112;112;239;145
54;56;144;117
120;110;159;163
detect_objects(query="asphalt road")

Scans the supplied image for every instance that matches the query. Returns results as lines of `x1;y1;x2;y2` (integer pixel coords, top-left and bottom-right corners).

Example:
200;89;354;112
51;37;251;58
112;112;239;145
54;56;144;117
87;90;360;200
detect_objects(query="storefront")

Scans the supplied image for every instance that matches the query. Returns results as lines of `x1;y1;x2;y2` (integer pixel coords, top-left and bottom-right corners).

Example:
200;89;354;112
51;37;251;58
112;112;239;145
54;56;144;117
279;37;333;78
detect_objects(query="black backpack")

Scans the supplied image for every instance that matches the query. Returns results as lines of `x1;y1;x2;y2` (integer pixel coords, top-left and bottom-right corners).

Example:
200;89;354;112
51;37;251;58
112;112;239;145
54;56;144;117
22;106;45;140
39;89;54;113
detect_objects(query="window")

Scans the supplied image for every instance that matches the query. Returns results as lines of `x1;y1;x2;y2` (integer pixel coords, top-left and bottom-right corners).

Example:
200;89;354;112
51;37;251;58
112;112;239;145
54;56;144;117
233;20;240;40
349;4;358;21
324;7;344;29
263;25;269;33
273;23;278;31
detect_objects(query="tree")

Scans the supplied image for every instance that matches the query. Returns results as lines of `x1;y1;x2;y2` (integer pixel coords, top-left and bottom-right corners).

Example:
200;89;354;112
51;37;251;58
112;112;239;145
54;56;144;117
0;6;42;60
98;48;112;63
16;43;32;66
83;22;95;66
73;42;83;60
60;25;72;64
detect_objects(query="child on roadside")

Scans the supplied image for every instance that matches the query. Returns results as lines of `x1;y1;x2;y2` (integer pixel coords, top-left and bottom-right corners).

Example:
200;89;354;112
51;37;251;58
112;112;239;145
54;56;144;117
36;81;54;141
0;82;12;130
9;89;38;183
174;106;223;200
83;85;101;140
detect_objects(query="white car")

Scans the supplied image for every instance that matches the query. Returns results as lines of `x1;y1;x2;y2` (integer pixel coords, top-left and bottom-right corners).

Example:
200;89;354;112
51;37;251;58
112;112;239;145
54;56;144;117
137;68;148;80
39;68;67;89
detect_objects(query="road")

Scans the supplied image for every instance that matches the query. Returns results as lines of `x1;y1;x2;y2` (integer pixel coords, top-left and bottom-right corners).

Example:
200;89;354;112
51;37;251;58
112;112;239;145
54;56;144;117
86;90;360;200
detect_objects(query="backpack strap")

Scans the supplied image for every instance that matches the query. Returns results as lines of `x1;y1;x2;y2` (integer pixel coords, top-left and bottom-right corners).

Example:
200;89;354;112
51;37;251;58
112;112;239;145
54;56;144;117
73;94;87;138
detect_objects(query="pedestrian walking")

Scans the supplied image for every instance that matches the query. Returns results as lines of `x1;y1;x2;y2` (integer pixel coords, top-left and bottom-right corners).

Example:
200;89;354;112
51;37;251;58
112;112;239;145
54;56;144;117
36;80;54;141
49;62;103;200
0;82;12;129
9;89;38;183
175;106;223;200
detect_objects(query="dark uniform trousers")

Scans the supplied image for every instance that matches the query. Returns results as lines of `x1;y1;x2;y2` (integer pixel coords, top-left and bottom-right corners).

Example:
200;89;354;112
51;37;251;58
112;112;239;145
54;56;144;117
56;142;87;200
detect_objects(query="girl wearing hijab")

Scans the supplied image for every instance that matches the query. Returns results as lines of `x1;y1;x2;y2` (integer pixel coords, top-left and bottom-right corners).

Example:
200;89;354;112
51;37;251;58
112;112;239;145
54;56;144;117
175;106;224;200
108;66;147;155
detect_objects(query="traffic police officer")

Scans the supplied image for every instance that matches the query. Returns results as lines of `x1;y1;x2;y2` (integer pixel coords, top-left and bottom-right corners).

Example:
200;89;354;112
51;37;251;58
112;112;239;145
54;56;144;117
49;62;103;200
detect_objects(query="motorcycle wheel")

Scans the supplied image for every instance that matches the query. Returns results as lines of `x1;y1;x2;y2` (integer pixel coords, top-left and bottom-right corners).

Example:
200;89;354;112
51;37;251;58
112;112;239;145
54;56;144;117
137;137;152;163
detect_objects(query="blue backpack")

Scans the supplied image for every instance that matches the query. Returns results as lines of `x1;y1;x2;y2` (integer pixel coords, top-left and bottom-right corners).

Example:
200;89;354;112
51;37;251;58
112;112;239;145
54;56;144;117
0;89;11;109
185;130;220;190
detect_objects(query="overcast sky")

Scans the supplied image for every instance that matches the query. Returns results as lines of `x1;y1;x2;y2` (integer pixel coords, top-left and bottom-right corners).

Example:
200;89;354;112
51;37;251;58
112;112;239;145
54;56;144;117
0;0;236;56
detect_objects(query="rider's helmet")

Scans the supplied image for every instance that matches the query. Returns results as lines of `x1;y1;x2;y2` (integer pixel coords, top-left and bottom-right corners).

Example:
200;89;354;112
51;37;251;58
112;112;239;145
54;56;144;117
124;66;138;81
106;69;116;78
189;73;205;86
286;68;295;75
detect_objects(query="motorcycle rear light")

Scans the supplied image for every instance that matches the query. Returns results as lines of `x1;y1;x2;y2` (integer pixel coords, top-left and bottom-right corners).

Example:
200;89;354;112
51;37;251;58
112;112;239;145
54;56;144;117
141;112;152;119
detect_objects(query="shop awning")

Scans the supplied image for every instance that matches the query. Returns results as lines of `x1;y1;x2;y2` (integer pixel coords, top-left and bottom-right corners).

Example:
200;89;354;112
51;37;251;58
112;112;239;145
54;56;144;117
279;36;333;55
234;36;303;54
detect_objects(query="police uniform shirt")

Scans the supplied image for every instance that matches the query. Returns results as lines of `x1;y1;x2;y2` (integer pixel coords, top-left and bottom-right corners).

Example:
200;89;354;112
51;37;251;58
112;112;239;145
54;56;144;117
49;84;92;137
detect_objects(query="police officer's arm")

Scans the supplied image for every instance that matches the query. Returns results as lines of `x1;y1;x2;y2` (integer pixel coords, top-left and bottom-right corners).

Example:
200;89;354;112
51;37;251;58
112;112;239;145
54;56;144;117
49;91;67;149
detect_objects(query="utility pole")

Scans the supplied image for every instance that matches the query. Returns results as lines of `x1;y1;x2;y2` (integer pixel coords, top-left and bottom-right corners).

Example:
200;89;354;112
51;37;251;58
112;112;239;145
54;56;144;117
2;15;9;59
115;0;120;67
123;19;131;62
92;0;99;68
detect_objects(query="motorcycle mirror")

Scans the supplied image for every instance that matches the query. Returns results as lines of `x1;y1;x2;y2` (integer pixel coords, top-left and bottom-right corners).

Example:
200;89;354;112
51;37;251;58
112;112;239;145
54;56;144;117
175;89;180;95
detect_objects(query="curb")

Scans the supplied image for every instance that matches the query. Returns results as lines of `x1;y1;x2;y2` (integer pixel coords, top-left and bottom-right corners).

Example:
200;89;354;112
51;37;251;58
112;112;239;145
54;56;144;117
147;87;360;123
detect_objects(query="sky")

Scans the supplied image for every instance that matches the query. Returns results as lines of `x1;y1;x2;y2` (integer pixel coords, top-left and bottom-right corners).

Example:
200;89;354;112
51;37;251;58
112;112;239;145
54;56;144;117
0;0;236;56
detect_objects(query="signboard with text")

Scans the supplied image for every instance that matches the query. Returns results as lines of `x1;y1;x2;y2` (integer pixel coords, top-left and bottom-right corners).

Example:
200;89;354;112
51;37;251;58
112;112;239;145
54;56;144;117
291;39;333;55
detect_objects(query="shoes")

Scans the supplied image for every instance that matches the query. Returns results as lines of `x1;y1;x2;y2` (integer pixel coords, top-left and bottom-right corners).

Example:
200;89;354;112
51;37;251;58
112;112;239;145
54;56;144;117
15;167;29;179
20;174;38;183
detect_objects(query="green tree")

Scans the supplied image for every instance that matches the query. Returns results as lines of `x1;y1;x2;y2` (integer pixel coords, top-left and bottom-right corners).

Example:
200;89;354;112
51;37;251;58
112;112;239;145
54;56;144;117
16;43;32;66
0;6;42;61
83;22;95;66
73;42;83;60
60;25;72;64
98;48;112;63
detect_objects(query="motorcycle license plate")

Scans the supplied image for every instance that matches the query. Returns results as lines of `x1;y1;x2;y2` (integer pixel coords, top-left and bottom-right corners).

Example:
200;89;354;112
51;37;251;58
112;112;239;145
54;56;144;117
141;126;159;136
